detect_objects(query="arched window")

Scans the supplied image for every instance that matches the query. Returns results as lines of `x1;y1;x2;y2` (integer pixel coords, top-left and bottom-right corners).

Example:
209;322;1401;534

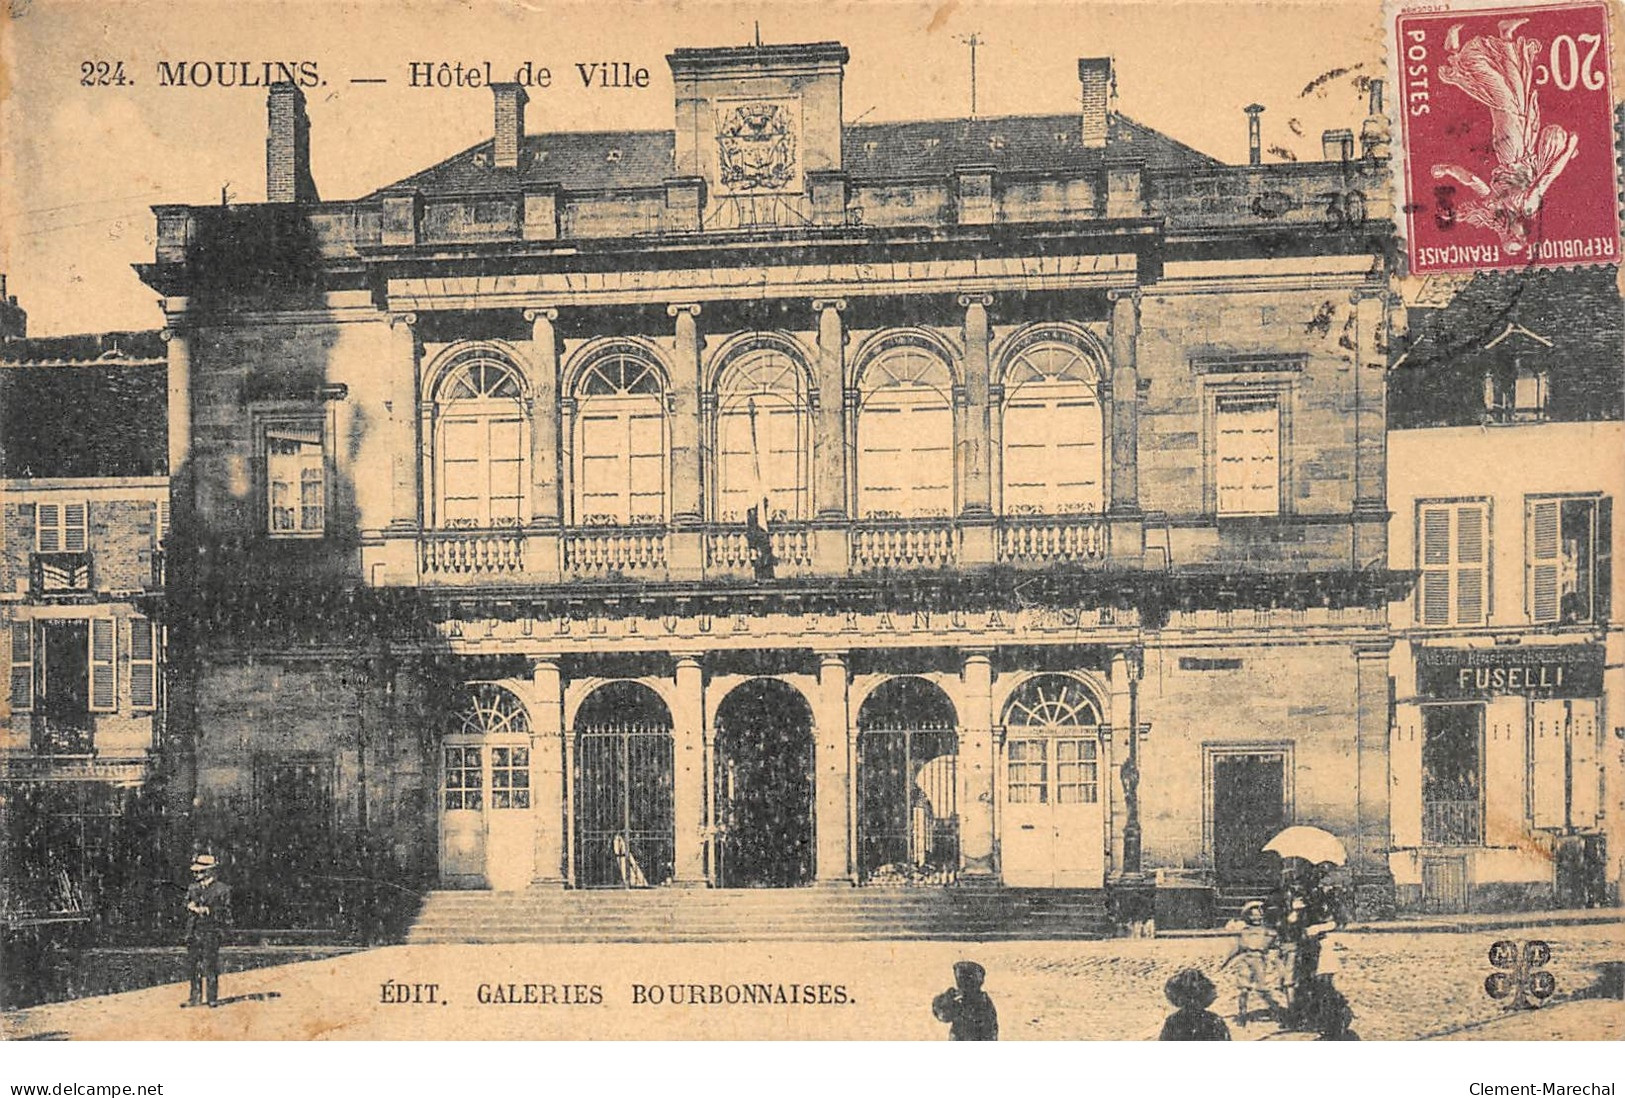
434;351;529;528
573;350;668;525
714;348;811;522
1002;674;1102;807
856;346;955;519
1001;340;1104;515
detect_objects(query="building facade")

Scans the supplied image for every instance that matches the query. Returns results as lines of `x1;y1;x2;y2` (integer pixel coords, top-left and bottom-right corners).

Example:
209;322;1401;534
0;331;170;929
1387;269;1623;913
138;43;1405;930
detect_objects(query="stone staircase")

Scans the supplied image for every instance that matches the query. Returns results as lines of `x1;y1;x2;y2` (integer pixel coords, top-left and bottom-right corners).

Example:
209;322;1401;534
406;884;1112;944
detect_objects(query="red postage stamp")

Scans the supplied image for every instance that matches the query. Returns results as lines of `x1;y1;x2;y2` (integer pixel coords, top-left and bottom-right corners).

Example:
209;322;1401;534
1394;1;1622;274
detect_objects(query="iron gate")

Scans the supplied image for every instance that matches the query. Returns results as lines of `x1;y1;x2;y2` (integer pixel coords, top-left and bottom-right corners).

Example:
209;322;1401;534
857;726;959;885
574;723;675;888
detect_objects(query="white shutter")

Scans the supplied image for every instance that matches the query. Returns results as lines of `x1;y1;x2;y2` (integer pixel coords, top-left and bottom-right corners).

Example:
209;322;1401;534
129;618;156;711
1455;504;1487;623
63;503;88;552
36;503;60;552
89;618;117;712
1418;506;1453;625
1390;707;1423;847
1569;698;1600;828
9;621;33;713
1482;696;1527;846
1529;699;1567;828
1215;395;1280;516
156;499;171;547
1527;499;1561;623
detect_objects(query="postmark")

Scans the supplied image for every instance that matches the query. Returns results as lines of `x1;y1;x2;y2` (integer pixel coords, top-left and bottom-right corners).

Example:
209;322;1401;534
1391;1;1622;274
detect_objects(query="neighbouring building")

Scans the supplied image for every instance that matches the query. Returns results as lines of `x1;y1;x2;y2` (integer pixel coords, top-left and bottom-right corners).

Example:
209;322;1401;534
136;42;1407;933
0;330;170;931
1387;268;1623;913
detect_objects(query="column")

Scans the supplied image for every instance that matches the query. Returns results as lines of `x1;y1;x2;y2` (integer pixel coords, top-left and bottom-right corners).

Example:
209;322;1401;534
387;313;420;531
814;652;853;883
957;295;994;517
1350;291;1389;568
1353;641;1396;919
1108;290;1140;514
672;654;707;884
525;308;562;528
530;657;566;886
667;303;704;525
812;299;848;519
162;327;191;477
960;649;997;878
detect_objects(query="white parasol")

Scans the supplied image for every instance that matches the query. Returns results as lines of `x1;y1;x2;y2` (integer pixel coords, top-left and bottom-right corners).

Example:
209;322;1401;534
1262;825;1347;866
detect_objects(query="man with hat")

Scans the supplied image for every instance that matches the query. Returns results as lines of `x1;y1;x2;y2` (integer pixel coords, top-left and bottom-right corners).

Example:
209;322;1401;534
183;852;232;1008
931;960;999;1040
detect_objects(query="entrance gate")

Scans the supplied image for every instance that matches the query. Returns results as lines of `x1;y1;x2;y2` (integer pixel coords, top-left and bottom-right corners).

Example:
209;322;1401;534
573;682;675;888
712;679;815;887
856;678;959;885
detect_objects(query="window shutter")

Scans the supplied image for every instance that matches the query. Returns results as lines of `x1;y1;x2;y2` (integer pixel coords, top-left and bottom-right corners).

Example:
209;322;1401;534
129;618;156;710
9;622;33;713
1390;710;1422;847
1482;696;1527;847
63;503;88;552
89;618;117;712
1454;504;1486;623
1569;699;1600;828
1527;499;1561;623
1529;699;1566;828
36;503;60;552
1419;506;1452;625
1215;395;1280;516
156;499;170;547
1596;498;1613;621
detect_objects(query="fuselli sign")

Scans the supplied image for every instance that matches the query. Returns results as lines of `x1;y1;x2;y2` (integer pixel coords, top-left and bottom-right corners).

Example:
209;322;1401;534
1416;645;1605;699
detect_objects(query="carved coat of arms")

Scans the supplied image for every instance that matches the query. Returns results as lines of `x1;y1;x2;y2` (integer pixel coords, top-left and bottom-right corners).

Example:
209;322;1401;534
715;102;797;191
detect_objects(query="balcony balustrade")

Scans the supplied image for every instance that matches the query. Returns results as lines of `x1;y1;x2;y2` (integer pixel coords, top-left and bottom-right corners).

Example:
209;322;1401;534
850;519;957;571
419;530;525;577
704;524;813;574
563;526;669;576
997;514;1109;564
1422;799;1483;846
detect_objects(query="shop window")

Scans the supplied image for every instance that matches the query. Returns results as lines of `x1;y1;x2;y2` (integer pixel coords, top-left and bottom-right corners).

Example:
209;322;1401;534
1417;500;1490;626
856;347;955;519
263;421;326;537
1214;393;1281;516
1421;705;1483;845
1526;496;1612;625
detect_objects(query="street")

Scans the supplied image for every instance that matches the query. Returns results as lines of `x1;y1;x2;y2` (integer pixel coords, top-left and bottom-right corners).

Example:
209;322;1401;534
3;923;1620;1041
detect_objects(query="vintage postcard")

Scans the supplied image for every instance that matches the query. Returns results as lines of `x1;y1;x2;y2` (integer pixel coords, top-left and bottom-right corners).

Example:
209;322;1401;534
0;0;1622;1061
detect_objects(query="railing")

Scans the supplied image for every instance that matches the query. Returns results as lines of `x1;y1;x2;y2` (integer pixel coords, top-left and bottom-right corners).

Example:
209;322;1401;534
564;526;668;575
1422;799;1483;846
997;515;1109;564
850;519;956;571
419;530;525;577
704;524;813;571
31;552;93;595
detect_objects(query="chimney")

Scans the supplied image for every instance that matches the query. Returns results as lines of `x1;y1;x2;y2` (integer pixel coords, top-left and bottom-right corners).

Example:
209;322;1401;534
1078;58;1113;149
1244;104;1265;166
266;83;318;203
492;83;528;170
1321;128;1354;161
1361;79;1391;159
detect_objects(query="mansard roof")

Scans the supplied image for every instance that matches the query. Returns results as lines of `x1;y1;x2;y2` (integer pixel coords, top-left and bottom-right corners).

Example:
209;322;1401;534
368;112;1219;200
0;332;168;478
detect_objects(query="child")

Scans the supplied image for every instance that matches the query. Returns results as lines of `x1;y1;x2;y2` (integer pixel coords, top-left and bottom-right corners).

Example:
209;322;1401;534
1158;968;1231;1041
1220;900;1285;1026
931;960;998;1040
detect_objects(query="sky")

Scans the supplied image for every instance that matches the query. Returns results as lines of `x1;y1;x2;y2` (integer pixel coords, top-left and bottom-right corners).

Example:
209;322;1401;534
1;0;1388;335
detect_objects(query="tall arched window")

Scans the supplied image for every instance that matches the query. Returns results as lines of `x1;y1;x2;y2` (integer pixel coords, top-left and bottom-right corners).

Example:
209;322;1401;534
434;351;529;528
1000;340;1104;515
573;350;668;525
714;348;811;522
856;346;955;519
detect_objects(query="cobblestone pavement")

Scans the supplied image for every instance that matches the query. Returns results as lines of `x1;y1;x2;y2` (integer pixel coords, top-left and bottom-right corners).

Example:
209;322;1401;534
3;923;1619;1041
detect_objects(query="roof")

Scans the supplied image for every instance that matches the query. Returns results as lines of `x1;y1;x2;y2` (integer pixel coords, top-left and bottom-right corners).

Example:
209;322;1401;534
1;330;166;367
0;343;168;478
368;112;1219;200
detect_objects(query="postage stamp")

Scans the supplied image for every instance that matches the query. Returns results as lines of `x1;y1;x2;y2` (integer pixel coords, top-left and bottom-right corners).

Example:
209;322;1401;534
1392;0;1622;274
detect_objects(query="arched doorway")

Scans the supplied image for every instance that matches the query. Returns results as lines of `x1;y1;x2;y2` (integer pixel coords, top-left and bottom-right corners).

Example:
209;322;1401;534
439;683;534;890
712;679;815;888
856;677;959;884
572;681;674;888
1001;674;1106;888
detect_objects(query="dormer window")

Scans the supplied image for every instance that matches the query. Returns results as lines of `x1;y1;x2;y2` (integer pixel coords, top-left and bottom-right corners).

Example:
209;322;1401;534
1483;364;1548;422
